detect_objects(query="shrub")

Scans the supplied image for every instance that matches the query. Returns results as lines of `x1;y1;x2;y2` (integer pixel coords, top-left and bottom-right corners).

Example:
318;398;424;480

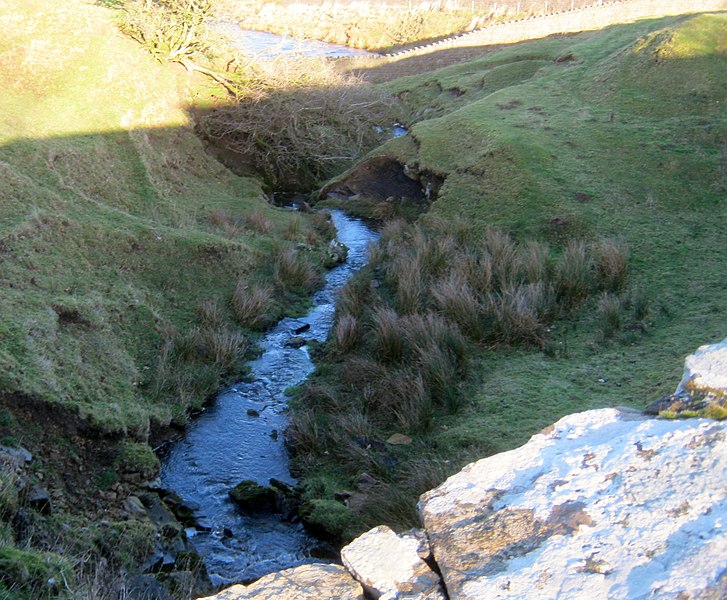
120;0;211;65
484;228;518;288
376;369;432;432
336;273;378;319
203;327;248;371
403;312;467;373
231;281;273;330
625;285;650;321
390;254;425;314
518;240;551;283
431;273;484;340
461;250;493;295
286;408;326;466
283;214;304;241
199;58;395;190
491;284;548;346
196;297;226;329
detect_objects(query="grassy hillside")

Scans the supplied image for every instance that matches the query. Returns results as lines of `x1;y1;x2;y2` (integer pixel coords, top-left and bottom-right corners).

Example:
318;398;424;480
0;0;325;434
298;13;727;539
0;1;330;596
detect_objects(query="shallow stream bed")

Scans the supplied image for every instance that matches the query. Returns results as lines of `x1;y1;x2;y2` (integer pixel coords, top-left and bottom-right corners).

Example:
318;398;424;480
160;211;378;586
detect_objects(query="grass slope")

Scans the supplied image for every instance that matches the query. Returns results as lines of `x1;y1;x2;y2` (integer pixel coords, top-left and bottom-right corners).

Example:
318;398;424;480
394;13;727;443
0;3;328;595
0;0;314;434
299;14;727;538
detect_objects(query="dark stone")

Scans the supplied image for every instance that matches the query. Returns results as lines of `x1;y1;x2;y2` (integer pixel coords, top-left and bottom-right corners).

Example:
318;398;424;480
24;483;52;515
269;478;301;520
285;336;307;348
126;574;174;600
292;323;310;335
229;480;276;513
143;552;176;574
157;490;199;528
247;408;260;417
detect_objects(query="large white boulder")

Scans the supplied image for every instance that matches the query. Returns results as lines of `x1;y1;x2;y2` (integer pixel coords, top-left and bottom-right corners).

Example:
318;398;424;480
678;336;727;394
197;563;364;600
419;408;727;599
340;525;445;600
646;336;727;417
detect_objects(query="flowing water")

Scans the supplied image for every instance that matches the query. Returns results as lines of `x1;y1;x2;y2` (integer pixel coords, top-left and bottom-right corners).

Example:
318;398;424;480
160;211;378;586
211;20;374;59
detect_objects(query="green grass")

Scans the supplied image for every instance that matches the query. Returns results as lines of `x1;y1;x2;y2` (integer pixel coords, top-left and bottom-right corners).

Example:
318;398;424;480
0;0;328;435
0;1;332;593
298;13;727;539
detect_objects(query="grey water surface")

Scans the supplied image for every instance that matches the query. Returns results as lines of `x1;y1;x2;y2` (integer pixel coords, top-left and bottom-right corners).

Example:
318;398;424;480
160;211;378;586
211;20;374;59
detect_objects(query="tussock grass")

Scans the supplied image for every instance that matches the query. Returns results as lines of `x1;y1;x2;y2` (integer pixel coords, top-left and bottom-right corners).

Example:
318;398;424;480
555;240;593;308
231;281;274;330
334;314;362;354
273;247;323;292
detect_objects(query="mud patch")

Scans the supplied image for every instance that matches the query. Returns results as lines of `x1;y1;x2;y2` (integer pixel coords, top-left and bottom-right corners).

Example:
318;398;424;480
320;156;442;208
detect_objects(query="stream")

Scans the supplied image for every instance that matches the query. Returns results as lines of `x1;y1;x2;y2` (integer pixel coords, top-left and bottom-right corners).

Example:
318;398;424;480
160;210;379;586
211;20;374;59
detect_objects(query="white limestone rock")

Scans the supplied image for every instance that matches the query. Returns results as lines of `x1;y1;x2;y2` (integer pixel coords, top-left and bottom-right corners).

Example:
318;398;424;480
678;336;727;393
341;525;445;600
419;408;727;599
646;336;727;417
198;563;364;600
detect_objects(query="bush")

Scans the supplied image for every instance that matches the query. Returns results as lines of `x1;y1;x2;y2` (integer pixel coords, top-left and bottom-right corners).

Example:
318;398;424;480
243;210;274;234
196;297;226;329
371;307;406;364
431;273;484;340
490;283;549;347
120;0;211;65
199;58;395;190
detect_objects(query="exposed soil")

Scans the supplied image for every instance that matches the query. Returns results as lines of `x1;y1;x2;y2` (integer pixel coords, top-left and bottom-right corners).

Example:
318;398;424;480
0;391;142;521
319;155;443;209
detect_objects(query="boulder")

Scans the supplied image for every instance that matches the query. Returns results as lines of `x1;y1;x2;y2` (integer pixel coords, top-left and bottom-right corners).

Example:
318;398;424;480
228;480;276;513
197;563;364;600
23;482;52;515
284;336;307;349
419;408;727;599
645;336;727;418
678;336;727;393
341;525;444;600
325;239;349;267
